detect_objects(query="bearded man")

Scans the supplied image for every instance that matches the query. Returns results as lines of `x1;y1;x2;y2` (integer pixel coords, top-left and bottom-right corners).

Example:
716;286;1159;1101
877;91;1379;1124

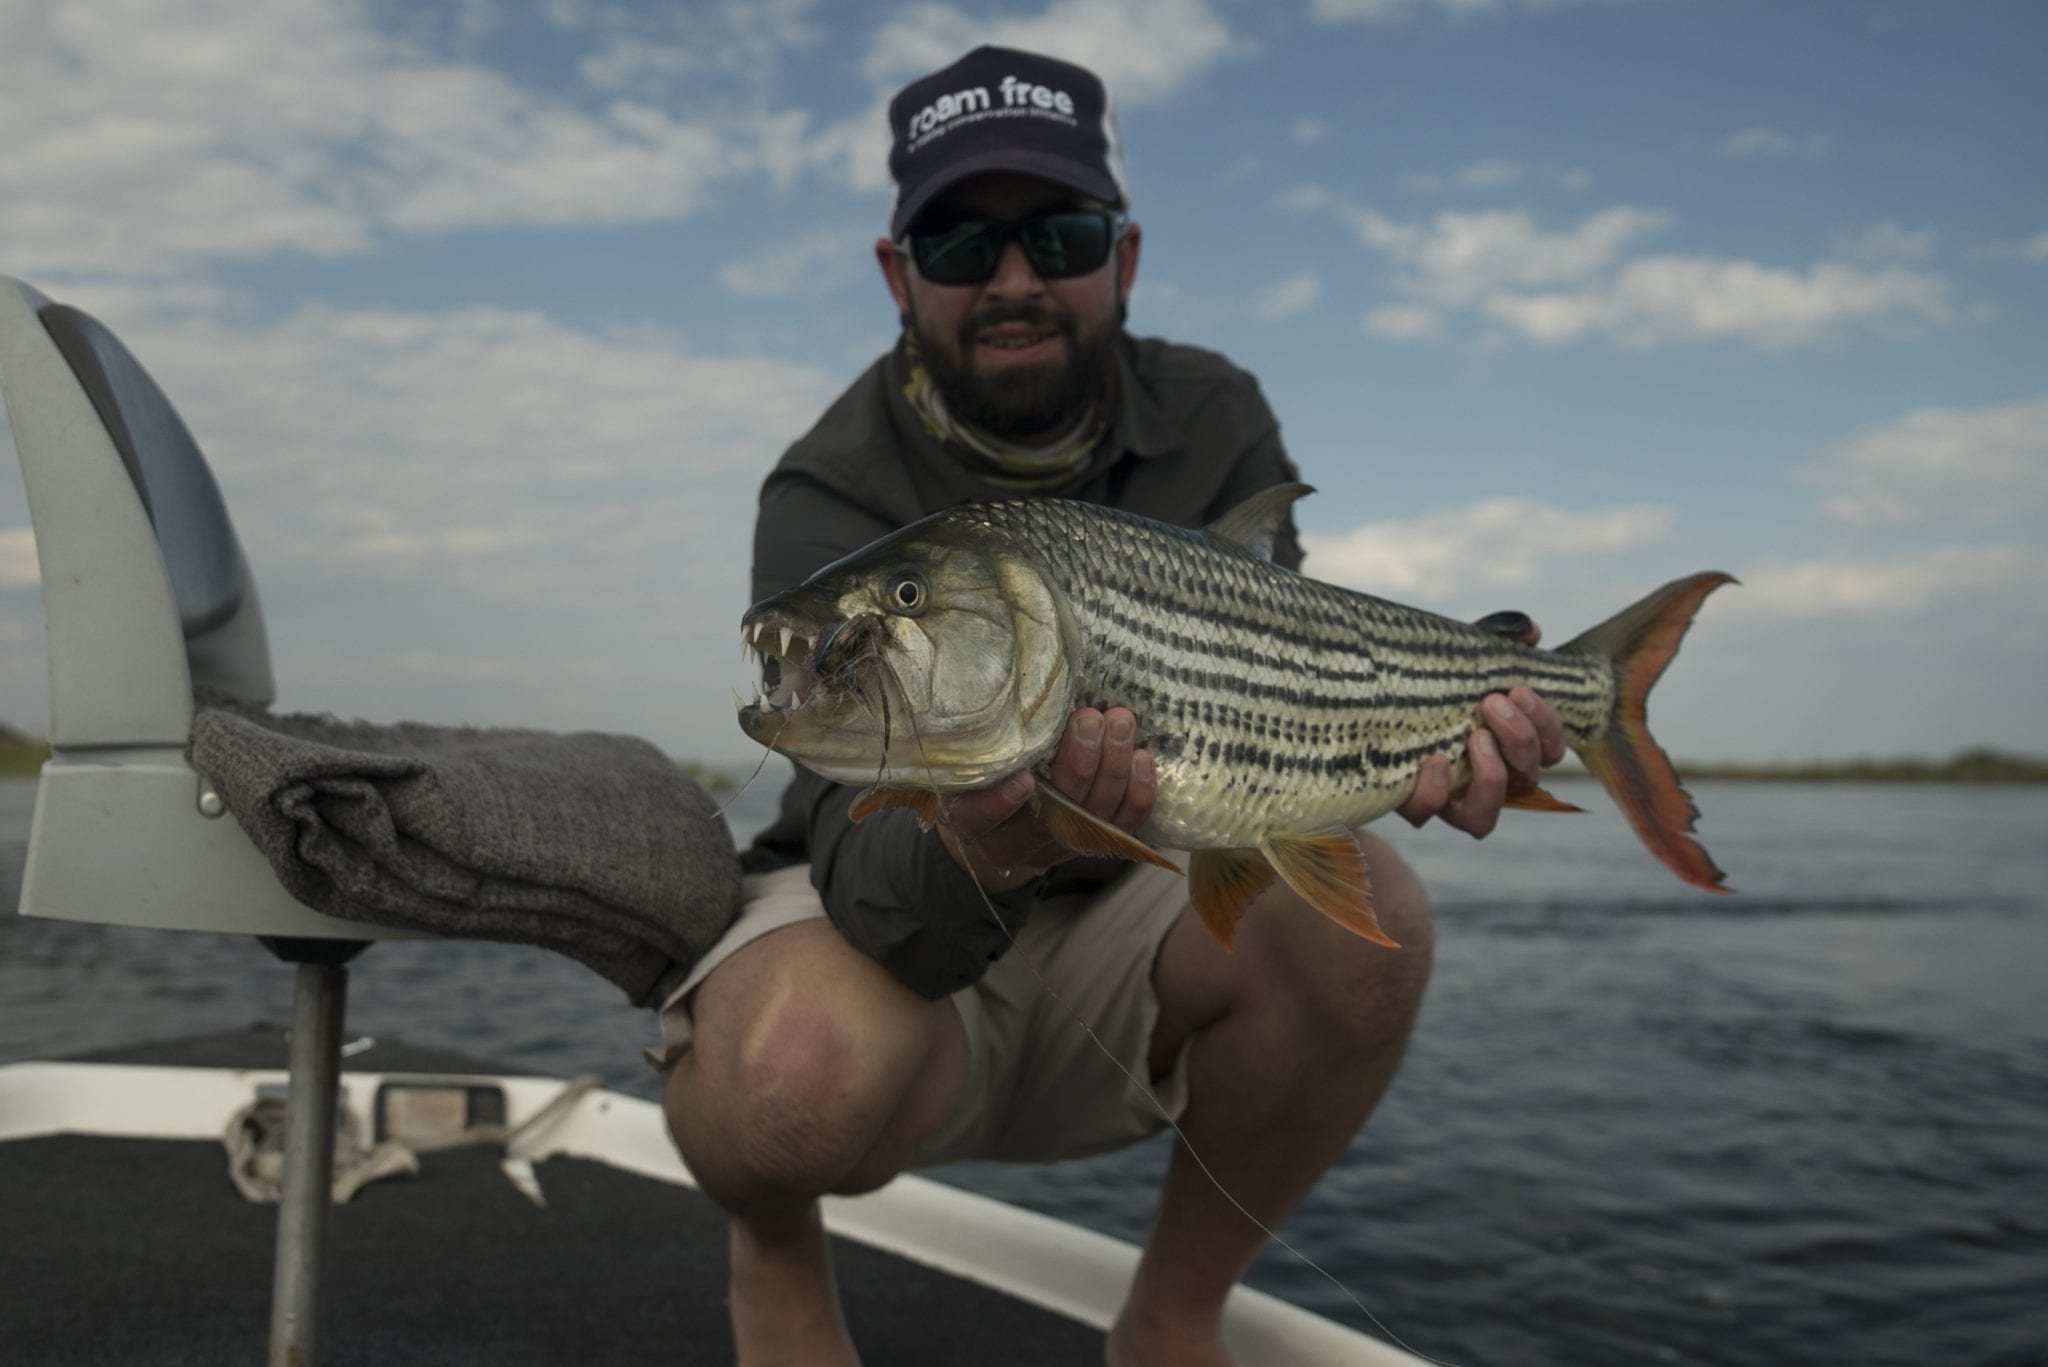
655;45;1564;1367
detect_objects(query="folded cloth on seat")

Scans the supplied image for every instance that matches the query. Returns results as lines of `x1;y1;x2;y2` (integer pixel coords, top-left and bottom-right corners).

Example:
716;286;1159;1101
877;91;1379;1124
188;694;742;1006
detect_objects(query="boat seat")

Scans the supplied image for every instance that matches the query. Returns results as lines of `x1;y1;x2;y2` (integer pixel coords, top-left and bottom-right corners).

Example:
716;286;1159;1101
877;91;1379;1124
0;274;426;943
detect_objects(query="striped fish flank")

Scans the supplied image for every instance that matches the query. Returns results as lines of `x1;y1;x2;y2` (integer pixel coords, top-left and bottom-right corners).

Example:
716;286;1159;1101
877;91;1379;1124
737;484;1732;950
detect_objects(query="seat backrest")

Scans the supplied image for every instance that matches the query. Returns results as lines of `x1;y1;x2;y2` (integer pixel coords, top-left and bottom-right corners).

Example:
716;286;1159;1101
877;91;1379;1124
0;275;272;747
2;275;403;939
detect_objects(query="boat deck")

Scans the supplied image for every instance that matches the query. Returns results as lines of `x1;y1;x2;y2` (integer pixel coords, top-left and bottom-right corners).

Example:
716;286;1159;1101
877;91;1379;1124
0;1029;1106;1365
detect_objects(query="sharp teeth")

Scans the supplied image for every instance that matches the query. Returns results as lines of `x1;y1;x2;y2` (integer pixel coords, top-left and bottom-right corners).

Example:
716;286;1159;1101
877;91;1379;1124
780;627;795;658
791;686;807;708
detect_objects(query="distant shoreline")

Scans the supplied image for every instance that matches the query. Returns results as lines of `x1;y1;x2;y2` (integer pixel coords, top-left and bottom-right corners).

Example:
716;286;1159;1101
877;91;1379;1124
1545;748;2048;784
5;730;2044;786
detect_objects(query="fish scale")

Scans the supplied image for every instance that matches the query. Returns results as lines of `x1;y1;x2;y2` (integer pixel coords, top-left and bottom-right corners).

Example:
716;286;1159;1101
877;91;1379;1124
960;496;1618;849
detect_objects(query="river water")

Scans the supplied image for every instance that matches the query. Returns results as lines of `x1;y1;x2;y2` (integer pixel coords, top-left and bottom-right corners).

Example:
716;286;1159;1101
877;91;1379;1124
3;774;2044;1366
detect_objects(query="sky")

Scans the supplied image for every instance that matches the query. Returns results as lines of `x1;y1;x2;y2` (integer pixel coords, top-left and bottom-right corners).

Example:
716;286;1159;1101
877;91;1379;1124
1;0;2043;768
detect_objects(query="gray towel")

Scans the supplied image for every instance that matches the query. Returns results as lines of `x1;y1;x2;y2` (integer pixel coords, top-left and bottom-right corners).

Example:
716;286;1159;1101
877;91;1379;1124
188;698;742;1006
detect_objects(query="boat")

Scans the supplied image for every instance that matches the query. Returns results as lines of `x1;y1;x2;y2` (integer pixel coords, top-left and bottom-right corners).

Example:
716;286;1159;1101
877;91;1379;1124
0;272;1421;1365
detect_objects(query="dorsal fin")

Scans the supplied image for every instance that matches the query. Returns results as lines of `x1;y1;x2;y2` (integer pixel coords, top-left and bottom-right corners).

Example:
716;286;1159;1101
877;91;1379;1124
1204;482;1315;561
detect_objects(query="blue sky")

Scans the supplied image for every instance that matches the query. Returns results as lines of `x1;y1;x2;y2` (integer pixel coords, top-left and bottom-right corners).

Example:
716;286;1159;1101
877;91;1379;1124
2;0;2043;766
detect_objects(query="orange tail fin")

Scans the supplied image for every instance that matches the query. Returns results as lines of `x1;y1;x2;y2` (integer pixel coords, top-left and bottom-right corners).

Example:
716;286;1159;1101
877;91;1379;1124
1561;571;1736;893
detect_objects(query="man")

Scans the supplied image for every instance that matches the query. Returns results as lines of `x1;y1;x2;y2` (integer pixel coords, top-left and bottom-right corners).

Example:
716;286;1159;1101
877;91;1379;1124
659;46;1563;1367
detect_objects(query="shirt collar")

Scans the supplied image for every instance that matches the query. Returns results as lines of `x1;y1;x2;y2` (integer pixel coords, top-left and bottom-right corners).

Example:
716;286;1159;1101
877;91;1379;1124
1102;333;1181;462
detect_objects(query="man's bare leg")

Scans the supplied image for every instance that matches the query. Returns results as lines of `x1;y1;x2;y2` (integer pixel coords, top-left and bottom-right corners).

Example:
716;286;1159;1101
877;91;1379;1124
1107;834;1436;1367
664;919;968;1367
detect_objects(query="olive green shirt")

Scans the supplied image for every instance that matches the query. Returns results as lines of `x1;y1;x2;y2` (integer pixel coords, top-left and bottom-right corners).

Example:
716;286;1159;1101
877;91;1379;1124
745;331;1304;998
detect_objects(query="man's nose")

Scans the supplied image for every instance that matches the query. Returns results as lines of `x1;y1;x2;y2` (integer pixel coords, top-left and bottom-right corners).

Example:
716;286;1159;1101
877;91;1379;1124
982;239;1046;297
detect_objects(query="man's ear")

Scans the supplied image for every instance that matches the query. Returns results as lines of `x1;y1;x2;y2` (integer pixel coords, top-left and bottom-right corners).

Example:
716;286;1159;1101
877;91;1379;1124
876;237;913;314
1116;220;1142;306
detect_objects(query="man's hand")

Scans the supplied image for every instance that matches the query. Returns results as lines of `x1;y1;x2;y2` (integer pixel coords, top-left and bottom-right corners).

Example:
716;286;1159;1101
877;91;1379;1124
938;707;1156;894
1399;613;1568;839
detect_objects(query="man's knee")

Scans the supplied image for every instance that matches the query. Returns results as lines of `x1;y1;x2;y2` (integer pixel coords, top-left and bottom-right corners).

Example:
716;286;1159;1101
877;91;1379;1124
663;926;963;1207
1257;833;1435;1052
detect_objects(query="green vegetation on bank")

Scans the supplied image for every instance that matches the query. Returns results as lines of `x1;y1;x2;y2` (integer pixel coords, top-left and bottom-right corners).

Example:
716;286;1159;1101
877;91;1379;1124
676;760;742;797
1672;748;2048;783
0;724;51;776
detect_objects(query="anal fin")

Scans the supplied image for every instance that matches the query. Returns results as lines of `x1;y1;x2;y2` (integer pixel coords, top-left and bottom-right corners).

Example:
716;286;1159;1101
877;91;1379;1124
1032;782;1182;873
1187;848;1275;952
850;786;943;832
1503;770;1585;813
1259;831;1400;949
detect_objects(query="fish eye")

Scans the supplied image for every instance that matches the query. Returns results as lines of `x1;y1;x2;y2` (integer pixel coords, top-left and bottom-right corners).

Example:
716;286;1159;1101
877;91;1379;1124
887;573;928;616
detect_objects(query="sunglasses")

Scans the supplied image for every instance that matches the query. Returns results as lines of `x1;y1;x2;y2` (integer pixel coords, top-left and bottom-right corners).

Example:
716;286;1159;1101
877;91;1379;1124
902;209;1128;286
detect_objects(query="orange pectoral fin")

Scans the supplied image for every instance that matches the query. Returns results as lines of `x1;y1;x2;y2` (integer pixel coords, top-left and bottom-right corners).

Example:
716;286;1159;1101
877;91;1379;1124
1259;832;1400;949
1187;848;1276;953
1031;782;1182;873
849;785;943;832
1502;770;1586;814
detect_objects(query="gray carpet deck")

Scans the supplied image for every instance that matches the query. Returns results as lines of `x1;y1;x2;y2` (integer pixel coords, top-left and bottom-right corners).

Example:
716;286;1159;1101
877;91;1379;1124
0;1029;1106;1365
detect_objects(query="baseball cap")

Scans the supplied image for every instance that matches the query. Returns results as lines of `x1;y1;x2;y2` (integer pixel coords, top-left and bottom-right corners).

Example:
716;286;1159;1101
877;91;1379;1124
887;46;1128;239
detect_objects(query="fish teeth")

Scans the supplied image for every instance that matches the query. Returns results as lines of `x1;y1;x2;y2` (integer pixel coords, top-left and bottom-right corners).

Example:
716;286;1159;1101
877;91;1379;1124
780;626;795;658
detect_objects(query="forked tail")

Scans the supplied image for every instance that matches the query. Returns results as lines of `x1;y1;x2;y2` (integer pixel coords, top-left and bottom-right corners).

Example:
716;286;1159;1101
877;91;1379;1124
1559;571;1737;893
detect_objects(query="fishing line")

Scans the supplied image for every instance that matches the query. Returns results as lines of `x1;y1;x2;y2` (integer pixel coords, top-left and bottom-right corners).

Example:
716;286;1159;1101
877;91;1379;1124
895;704;1465;1367
954;867;1463;1367
714;715;789;824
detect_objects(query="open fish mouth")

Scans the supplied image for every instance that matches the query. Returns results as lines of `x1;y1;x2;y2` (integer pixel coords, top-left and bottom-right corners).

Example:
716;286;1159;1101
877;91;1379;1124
739;610;896;721
739;614;821;716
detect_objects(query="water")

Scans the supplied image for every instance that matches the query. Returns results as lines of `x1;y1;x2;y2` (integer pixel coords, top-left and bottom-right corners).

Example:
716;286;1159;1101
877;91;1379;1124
3;774;2044;1366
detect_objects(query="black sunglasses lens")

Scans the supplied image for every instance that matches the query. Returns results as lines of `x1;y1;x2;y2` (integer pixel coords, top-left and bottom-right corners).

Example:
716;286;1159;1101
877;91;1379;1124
911;212;1117;285
1022;213;1112;278
915;220;1005;285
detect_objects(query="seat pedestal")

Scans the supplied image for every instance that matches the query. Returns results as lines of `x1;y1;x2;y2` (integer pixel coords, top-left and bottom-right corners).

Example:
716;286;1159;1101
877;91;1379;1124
262;940;365;1367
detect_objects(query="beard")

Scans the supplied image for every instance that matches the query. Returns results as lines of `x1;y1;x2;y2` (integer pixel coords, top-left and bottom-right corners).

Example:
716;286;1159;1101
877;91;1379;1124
908;298;1122;440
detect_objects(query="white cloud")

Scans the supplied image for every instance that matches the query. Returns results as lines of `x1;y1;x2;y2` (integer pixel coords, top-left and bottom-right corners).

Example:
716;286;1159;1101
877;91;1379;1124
1486;254;1955;349
1310;0;1632;19
1457;159;1523;189
2021;230;2048;263
1287;190;1958;350
1834;221;1937;262
1249;272;1321;322
1301;498;1673;597
0;0;790;277
1293;118;1334;144
720;226;871;298
1731;545;2046;618
1404;161;1593;194
1720;126;1835;158
1363;303;1446;340
573;0;824;99
1803;394;2048;527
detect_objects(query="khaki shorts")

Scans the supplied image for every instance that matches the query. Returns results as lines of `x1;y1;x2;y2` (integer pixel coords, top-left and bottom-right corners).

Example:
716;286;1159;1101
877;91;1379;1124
654;859;1195;1167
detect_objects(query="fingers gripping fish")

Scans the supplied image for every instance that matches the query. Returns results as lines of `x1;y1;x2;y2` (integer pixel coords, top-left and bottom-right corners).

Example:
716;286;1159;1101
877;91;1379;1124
737;485;1733;951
